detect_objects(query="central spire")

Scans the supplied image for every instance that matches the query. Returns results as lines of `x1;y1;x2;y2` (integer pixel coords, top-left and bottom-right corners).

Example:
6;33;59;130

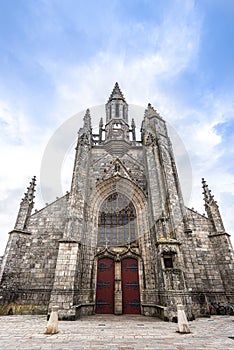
106;82;128;123
104;83;130;141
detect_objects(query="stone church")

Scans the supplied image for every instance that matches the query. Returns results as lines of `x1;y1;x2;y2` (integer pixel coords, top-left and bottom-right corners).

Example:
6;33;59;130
0;83;233;320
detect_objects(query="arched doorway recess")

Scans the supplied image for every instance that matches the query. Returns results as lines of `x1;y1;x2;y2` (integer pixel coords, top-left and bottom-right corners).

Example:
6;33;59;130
90;177;149;315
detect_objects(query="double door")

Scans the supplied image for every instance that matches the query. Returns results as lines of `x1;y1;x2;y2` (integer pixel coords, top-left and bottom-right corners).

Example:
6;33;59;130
95;257;140;314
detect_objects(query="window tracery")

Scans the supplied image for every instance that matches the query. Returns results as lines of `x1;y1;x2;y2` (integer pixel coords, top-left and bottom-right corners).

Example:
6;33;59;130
98;192;136;246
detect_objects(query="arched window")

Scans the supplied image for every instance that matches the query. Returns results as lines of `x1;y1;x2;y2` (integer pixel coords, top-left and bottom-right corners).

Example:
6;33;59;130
163;252;175;269
98;192;137;247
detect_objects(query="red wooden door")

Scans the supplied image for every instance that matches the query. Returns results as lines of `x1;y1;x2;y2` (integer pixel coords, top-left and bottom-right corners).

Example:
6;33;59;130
121;258;140;314
95;258;114;314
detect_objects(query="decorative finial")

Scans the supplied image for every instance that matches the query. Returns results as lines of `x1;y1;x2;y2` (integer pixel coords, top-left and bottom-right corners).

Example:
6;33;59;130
108;82;126;102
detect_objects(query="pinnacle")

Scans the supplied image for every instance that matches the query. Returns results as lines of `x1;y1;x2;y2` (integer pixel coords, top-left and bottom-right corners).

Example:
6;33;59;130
147;103;159;114
202;178;214;203
83;108;92;129
22;176;36;203
99;117;103;127
144;103;162;121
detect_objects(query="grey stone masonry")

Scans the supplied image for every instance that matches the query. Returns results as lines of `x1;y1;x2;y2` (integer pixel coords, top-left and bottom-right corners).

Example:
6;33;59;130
0;83;233;320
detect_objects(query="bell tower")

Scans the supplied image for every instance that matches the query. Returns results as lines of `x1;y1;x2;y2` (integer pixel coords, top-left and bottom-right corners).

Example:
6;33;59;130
105;82;130;141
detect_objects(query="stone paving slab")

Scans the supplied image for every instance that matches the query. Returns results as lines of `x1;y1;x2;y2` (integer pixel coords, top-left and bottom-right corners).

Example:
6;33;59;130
0;314;233;349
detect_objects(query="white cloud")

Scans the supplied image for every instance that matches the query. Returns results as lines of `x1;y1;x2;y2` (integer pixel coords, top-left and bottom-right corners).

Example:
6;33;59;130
37;0;201;117
195;122;221;146
0;99;53;254
169;96;234;246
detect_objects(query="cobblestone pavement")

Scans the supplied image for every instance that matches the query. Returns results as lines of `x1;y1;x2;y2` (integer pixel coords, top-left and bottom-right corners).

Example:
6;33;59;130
0;314;233;350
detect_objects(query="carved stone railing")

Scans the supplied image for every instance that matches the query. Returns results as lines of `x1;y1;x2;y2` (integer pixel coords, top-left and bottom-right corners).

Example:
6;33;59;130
163;268;185;290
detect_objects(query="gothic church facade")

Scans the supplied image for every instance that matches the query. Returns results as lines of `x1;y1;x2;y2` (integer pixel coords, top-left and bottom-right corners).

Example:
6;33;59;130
0;83;233;320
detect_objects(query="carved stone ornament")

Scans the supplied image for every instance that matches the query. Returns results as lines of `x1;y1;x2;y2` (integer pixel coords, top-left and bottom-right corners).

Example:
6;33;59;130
97;159;133;183
144;132;157;146
161;244;177;254
78;133;90;146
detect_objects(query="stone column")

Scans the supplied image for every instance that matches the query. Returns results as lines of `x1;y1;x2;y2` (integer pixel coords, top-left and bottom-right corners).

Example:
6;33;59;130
114;258;122;315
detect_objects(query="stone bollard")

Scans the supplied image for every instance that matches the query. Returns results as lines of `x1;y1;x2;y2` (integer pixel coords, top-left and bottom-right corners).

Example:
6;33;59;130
177;304;191;334
45;306;59;334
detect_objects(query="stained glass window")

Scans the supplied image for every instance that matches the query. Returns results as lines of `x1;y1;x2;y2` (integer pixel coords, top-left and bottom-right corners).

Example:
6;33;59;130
98;193;136;246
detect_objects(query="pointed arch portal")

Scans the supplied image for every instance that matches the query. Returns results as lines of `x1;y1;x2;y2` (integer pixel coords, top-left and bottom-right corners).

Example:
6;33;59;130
91;177;148;315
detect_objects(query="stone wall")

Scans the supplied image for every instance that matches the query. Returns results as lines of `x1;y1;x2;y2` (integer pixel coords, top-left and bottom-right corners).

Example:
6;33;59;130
0;195;69;314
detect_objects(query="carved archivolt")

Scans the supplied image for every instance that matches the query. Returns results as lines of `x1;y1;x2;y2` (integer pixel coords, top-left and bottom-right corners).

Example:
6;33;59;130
91;176;147;217
88;176;149;248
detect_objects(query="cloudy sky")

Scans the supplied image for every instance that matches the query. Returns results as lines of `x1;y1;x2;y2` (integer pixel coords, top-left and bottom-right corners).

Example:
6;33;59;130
0;0;234;254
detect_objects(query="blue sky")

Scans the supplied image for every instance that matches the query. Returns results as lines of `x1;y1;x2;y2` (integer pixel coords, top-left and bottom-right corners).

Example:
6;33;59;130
1;0;234;254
